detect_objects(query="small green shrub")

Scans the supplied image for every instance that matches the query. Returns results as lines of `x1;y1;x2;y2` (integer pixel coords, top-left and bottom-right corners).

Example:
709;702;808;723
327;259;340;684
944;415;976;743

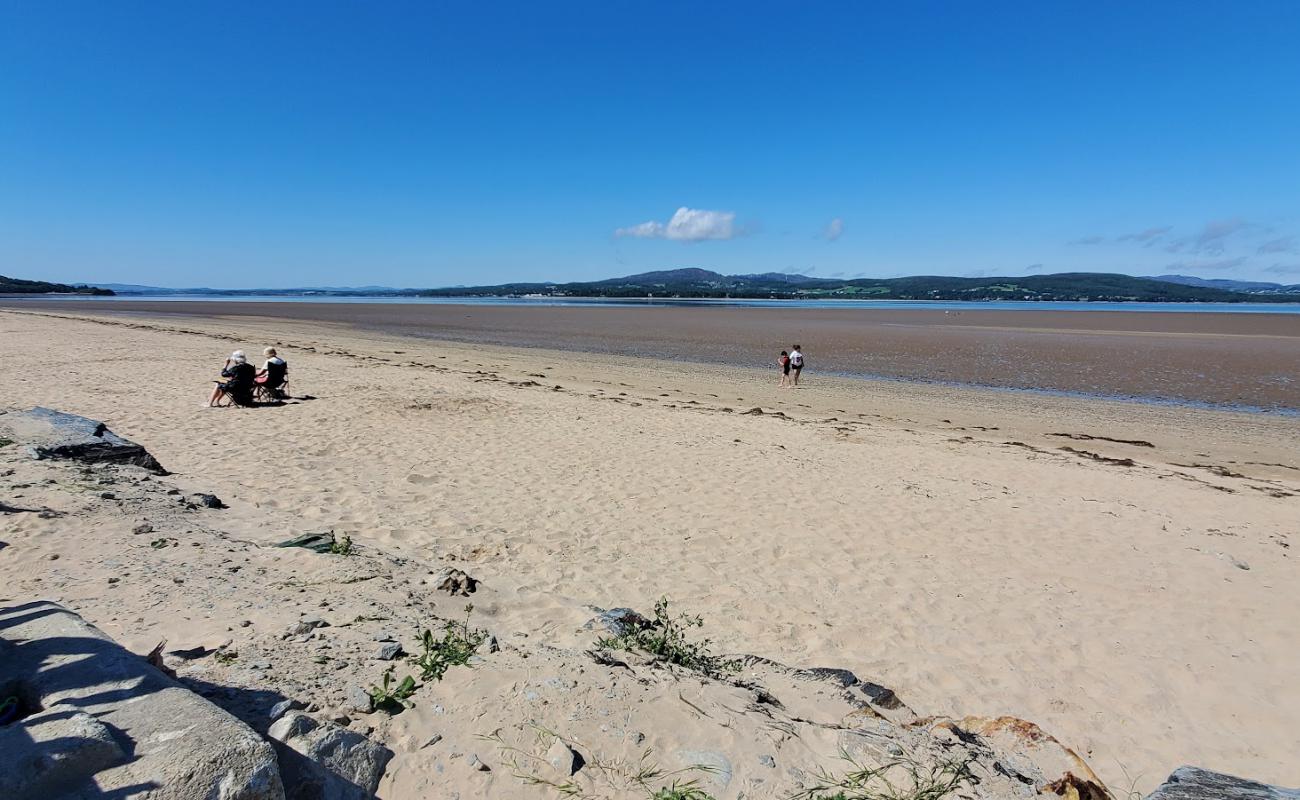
368;666;418;711
329;535;354;555
651;783;717;800
595;598;739;678
489;728;718;800
214;650;238;665
792;752;975;800
409;604;487;682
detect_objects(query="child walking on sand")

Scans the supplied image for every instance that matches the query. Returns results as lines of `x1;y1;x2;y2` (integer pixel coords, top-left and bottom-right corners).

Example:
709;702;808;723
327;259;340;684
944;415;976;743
778;350;791;387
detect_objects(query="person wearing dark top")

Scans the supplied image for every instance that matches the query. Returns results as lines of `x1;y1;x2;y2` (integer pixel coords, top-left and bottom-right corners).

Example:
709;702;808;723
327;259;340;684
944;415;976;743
208;350;257;407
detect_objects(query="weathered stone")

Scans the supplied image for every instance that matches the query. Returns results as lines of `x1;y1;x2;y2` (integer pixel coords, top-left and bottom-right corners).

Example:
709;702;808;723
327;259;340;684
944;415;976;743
372;641;403;660
191;492;225;509
269;712;319;741
276;531;338;553
546;738;584;776
0;600;283;799
584;606;650;637
675;749;733;789
269;711;394;799
0;707;126;799
0;407;166;473
1145;766;1300;799
433;567;478;596
270;698;307;720
346;686;374;714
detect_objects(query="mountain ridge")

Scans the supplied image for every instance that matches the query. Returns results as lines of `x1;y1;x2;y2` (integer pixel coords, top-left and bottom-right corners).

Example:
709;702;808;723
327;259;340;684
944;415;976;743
49;271;1300;303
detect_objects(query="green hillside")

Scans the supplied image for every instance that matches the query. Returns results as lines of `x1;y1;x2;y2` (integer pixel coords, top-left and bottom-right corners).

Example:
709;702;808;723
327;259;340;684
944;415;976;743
0;275;115;295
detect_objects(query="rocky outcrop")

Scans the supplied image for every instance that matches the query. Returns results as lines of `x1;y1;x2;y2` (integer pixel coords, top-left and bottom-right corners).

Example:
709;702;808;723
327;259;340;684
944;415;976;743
268;711;393;800
1146;766;1300;799
0;601;282;799
0;407;166;473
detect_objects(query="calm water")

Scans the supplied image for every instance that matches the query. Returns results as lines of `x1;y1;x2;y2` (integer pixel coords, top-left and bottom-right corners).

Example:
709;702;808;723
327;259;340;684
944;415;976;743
19;294;1300;314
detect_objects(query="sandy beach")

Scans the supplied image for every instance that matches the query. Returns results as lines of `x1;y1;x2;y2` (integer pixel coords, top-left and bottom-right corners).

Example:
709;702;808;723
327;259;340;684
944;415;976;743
2;306;1298;797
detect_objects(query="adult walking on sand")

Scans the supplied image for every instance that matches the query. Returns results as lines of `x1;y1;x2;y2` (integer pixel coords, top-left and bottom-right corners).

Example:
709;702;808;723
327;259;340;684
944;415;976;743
789;344;805;386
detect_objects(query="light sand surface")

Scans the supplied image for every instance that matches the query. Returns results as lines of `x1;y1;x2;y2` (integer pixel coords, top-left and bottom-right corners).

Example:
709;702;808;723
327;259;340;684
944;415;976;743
1;307;1298;795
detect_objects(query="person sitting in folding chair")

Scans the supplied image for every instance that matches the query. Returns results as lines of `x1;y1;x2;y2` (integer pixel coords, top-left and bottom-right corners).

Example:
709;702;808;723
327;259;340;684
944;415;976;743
254;347;289;401
208;350;257;407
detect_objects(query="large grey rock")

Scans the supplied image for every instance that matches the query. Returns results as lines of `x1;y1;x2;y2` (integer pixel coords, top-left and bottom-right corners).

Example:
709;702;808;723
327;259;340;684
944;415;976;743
269;711;393;800
1146;766;1300;799
0;707;125;799
0;407;166;473
0;600;283;799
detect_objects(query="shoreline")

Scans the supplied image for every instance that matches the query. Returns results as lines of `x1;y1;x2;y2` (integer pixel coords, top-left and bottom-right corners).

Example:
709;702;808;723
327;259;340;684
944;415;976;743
4;298;1299;412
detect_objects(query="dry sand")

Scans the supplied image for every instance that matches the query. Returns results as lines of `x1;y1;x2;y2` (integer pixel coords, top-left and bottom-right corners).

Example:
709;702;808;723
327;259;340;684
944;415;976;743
1;307;1298;796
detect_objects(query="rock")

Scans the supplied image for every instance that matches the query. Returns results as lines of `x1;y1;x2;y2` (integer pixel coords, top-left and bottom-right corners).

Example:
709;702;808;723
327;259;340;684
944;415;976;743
468;754;491;772
270;698;307;720
0;708;126;799
487;634;500;653
372;642;403;660
268;712;319;741
276;531;338;553
346;686;374;714
584;606;650;637
191;492;225;509
269;711;393;799
546;738;585;777
0;601;284;799
1145;766;1300;799
675;749;733;789
132;522;154;534
433;567;478;596
0;407;167;473
287;616;329;636
759;754;776;768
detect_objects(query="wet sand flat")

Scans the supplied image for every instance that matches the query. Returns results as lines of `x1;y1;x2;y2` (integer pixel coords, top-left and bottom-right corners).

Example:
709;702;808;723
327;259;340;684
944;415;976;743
7;298;1298;410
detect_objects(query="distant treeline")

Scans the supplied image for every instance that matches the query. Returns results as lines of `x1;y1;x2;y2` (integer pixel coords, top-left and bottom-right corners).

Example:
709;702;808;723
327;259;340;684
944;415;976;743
0;275;114;295
409;269;1300;303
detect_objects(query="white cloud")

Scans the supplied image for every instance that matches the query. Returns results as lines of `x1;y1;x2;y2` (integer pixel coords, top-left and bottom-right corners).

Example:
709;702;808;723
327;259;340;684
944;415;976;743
1069;235;1105;245
1257;236;1296;255
1167;218;1249;255
1165;257;1247;272
823;217;844;241
1116;226;1171;244
615;207;738;242
613;221;664;238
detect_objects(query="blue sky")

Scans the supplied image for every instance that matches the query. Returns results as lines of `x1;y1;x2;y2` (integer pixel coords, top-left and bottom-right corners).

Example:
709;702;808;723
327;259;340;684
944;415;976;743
2;1;1298;288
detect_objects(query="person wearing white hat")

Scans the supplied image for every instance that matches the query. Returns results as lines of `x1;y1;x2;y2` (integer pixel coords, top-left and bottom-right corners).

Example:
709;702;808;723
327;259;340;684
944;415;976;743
207;350;257;407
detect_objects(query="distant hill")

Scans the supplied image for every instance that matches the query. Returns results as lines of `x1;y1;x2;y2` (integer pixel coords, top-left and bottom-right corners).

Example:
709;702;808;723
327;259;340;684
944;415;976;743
47;271;1300;303
0;275;113;295
1150;274;1300;294
412;270;1300;303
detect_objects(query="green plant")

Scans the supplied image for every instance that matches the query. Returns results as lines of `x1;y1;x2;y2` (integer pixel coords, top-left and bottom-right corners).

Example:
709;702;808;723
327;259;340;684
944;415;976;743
595;598;739;678
488;728;717;800
409;604;487;682
329;535;354;555
0;437;14;448
214;650;238;665
791;751;974;800
367;666;418;711
149;537;178;549
651;783;717;800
